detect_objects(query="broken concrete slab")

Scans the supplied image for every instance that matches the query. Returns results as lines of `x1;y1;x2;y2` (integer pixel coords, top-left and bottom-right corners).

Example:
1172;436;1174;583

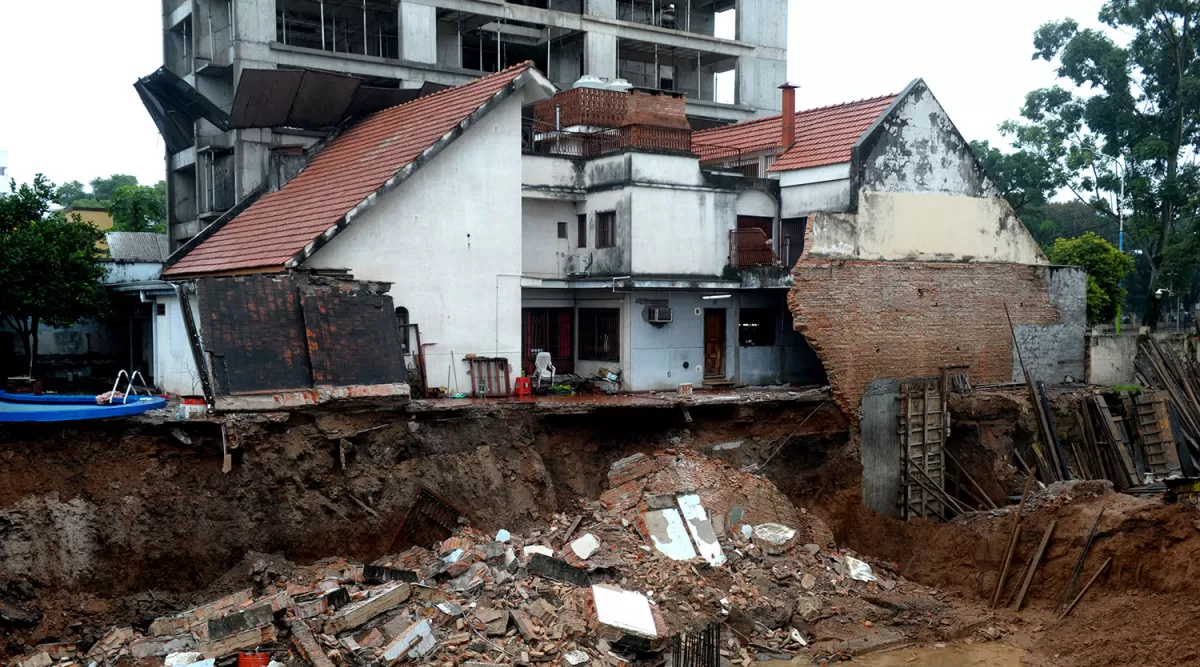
449;562;488;593
323;582;411;635
522;544;555;560
644;508;697;561
381;619;436;662
131;633;196;659
592;584;657;640
676;494;726;567
473;607;509;636
564;649;590;666
164;652;202;667
15;652;51;667
527;553;590;586
570;533;600;560
289;621;335;667
195;624;277;659
753;523;797;556
292;588;351;621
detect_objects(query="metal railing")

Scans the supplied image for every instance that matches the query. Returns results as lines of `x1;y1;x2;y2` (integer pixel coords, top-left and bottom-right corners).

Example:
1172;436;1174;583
523;123;693;158
728;228;778;268
693;142;761;177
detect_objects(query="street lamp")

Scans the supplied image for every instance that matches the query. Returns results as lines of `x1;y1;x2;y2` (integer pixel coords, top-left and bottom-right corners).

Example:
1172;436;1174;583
1091;153;1126;332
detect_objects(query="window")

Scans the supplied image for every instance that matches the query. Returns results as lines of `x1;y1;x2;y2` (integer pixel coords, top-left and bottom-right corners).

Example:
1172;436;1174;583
739;308;775;346
579;308;620;361
596;211;616;249
577;214;587;248
395;307;411;355
557;221;568;239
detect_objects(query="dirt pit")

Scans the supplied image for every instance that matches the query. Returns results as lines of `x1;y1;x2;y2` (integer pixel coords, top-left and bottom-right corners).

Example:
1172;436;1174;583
760;643;1027;667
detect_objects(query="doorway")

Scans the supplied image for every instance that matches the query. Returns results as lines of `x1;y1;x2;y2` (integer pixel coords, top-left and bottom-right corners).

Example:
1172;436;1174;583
703;308;726;379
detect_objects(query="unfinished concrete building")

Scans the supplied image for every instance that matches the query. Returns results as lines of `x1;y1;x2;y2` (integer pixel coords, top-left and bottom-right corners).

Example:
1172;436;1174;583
156;0;786;247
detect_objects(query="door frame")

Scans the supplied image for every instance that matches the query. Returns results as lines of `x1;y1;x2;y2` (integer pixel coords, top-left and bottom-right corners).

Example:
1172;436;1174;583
703;308;726;379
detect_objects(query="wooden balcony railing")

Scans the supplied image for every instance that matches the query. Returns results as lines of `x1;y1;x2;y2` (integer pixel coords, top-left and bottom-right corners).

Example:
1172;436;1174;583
533;88;629;128
729;229;778;268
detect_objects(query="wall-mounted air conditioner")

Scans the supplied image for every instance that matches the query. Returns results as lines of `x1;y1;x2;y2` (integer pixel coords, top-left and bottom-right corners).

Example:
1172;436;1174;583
648;307;673;324
565;252;593;277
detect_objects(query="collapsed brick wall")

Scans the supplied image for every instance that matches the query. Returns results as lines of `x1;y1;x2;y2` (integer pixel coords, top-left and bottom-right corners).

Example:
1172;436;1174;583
787;259;1063;420
302;290;406;386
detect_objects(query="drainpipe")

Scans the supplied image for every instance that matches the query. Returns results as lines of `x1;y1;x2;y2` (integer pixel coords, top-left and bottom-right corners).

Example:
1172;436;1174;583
778;82;798;150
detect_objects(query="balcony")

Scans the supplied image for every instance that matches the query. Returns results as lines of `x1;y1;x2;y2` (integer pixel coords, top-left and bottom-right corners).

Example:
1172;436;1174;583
523;123;693;158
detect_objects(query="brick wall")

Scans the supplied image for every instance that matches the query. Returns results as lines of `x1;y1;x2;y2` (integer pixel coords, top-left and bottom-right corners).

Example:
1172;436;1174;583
787;259;1063;420
622;92;690;130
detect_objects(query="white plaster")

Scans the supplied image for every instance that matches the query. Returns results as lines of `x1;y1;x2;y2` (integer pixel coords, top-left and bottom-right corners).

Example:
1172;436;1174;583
644;507;698;560
304;94;527;393
591;584;657;638
154;293;205;396
676;494;726;567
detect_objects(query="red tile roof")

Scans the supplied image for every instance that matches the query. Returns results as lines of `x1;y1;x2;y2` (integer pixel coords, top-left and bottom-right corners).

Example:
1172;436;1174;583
691;93;897;172
165;63;536;277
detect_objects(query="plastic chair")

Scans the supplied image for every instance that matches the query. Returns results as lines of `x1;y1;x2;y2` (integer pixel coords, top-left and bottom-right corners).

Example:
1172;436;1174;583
534;352;556;388
514;376;533;399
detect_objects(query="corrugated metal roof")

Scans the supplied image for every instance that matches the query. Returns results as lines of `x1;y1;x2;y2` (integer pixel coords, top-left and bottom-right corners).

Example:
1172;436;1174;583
106;232;169;262
164;63;536;277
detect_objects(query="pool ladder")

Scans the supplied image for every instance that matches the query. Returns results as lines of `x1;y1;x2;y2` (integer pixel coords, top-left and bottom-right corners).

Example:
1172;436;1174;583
108;370;149;404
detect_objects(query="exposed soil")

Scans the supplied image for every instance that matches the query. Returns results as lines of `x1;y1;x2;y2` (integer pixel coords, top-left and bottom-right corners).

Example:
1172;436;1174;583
4;390;1200;667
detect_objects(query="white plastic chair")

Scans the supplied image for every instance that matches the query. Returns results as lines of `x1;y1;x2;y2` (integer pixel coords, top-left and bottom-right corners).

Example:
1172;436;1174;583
534;352;556;388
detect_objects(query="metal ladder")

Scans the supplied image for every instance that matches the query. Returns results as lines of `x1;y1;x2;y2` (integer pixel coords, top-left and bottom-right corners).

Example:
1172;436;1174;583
107;370;150;404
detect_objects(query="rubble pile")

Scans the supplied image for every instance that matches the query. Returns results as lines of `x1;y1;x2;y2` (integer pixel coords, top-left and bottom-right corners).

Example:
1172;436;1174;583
10;451;956;667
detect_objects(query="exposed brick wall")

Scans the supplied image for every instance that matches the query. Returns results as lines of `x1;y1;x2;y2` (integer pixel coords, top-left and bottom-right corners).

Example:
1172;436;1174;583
302;290;407;386
622;91;690;130
198;275;313;394
787;259;1063;420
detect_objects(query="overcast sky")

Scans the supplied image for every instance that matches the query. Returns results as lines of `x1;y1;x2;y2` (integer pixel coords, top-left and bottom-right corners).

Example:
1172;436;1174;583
0;0;1106;192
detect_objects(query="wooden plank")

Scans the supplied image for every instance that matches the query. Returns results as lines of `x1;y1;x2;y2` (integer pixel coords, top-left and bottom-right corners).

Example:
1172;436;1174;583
1093;396;1139;487
1058;507;1104;614
1060;557;1112;620
1013;519;1056;611
991;472;1035;609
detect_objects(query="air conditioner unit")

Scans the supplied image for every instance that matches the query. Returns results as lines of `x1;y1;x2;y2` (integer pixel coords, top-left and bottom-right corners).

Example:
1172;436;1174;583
564;252;594;277
648;307;673;324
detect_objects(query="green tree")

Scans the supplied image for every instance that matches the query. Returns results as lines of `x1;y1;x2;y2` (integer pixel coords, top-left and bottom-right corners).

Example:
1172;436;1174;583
109;184;166;232
1047;232;1136;325
0;176;109;376
969;140;1058;213
53;180;88;207
1000;1;1200;330
88;174;138;202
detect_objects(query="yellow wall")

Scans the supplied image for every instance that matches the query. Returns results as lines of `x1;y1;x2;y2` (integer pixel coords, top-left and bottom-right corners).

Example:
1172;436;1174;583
809;191;1048;265
67;207;114;231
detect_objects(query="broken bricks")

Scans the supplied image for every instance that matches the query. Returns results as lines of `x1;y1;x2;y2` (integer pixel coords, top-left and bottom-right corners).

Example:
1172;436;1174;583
323;582;411;634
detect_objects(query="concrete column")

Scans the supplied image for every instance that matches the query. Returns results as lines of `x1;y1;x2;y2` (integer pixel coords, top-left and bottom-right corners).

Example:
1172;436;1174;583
736;57;784;112
584;32;617;79
400;0;437;64
585;0;616;19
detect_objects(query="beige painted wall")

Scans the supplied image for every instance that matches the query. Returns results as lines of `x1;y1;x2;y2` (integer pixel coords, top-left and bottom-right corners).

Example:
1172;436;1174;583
808;190;1048;265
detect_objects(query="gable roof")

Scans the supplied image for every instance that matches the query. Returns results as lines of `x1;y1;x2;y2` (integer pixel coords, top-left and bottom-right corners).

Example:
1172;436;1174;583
106;232;169;262
691;93;897;171
164;62;547;278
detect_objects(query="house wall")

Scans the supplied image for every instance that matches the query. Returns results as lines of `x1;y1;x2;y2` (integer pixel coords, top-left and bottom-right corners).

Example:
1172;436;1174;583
522;199;580;279
154;292;205;396
304;94;525;393
778;163;852;217
1012;266;1087;385
103;261;163;284
1088;332;1199;386
788;260;1080;420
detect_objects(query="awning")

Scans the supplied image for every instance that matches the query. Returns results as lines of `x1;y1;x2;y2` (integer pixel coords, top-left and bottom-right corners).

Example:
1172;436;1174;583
134;68;230;153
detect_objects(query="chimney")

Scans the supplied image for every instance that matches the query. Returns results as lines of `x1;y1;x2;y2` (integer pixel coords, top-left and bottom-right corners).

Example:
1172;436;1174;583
779;82;798;150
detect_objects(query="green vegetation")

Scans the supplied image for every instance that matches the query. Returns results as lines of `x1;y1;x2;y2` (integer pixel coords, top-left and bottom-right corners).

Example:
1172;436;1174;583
0;176;109;375
1046;232;1135;325
53;174;167;232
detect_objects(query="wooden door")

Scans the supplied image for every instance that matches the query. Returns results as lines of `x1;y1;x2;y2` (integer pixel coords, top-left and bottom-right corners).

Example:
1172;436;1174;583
703;309;726;378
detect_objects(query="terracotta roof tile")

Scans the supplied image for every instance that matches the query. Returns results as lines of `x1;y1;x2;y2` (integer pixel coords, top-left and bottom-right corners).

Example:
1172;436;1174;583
165;62;534;277
691;93;897;172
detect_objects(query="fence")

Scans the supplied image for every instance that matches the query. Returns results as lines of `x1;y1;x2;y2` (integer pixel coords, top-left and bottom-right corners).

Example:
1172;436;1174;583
523;124;693;158
728;228;778;268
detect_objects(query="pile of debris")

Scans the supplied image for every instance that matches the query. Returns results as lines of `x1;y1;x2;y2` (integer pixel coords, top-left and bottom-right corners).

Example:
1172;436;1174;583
10;451;956;667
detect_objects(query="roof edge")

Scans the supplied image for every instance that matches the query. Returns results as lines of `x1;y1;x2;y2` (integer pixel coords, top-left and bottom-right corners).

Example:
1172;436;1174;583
282;64;538;270
163;183;268;273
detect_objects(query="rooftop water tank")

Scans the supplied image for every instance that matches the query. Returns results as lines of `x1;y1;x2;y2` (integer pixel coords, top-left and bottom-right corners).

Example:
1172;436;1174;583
573;75;607;90
606;78;633;93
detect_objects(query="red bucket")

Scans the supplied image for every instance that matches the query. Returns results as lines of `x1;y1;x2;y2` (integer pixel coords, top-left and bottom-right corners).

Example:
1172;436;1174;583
238;652;271;667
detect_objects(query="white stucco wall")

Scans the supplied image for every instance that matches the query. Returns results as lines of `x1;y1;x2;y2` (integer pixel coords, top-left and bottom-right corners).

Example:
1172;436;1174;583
778;163;852;217
102;261;163;284
629;186;735;276
154;293;205;396
522;199;580;279
304;94;525;393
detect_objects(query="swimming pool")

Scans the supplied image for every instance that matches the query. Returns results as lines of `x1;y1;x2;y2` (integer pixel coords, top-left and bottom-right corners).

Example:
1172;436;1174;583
0;390;168;422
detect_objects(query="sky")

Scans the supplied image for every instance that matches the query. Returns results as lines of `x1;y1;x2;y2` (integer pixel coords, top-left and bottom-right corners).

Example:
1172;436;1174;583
0;0;1107;193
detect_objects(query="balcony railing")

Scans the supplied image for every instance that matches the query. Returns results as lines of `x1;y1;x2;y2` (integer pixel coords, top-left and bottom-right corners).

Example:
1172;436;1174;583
534;88;629;128
693;142;761;178
729;229;778;268
523;123;693;158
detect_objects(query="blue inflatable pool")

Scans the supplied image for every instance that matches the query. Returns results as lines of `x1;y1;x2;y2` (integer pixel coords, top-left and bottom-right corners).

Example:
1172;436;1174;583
0;390;168;422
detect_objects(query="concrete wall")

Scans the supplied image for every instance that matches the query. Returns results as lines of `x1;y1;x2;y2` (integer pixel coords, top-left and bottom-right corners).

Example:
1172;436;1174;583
304;94;525;393
778;163;852;217
154;292;205;396
1088;332;1200;386
860;379;901;516
523;198;580;279
1013;266;1087;385
102;261;163;284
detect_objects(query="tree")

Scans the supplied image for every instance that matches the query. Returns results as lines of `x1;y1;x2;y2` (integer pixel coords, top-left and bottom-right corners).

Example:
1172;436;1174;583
1046;232;1136;325
969;140;1058;214
88;174;139;202
1000;1;1200;329
0;176;109;376
109;184;165;232
53;180;88;207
